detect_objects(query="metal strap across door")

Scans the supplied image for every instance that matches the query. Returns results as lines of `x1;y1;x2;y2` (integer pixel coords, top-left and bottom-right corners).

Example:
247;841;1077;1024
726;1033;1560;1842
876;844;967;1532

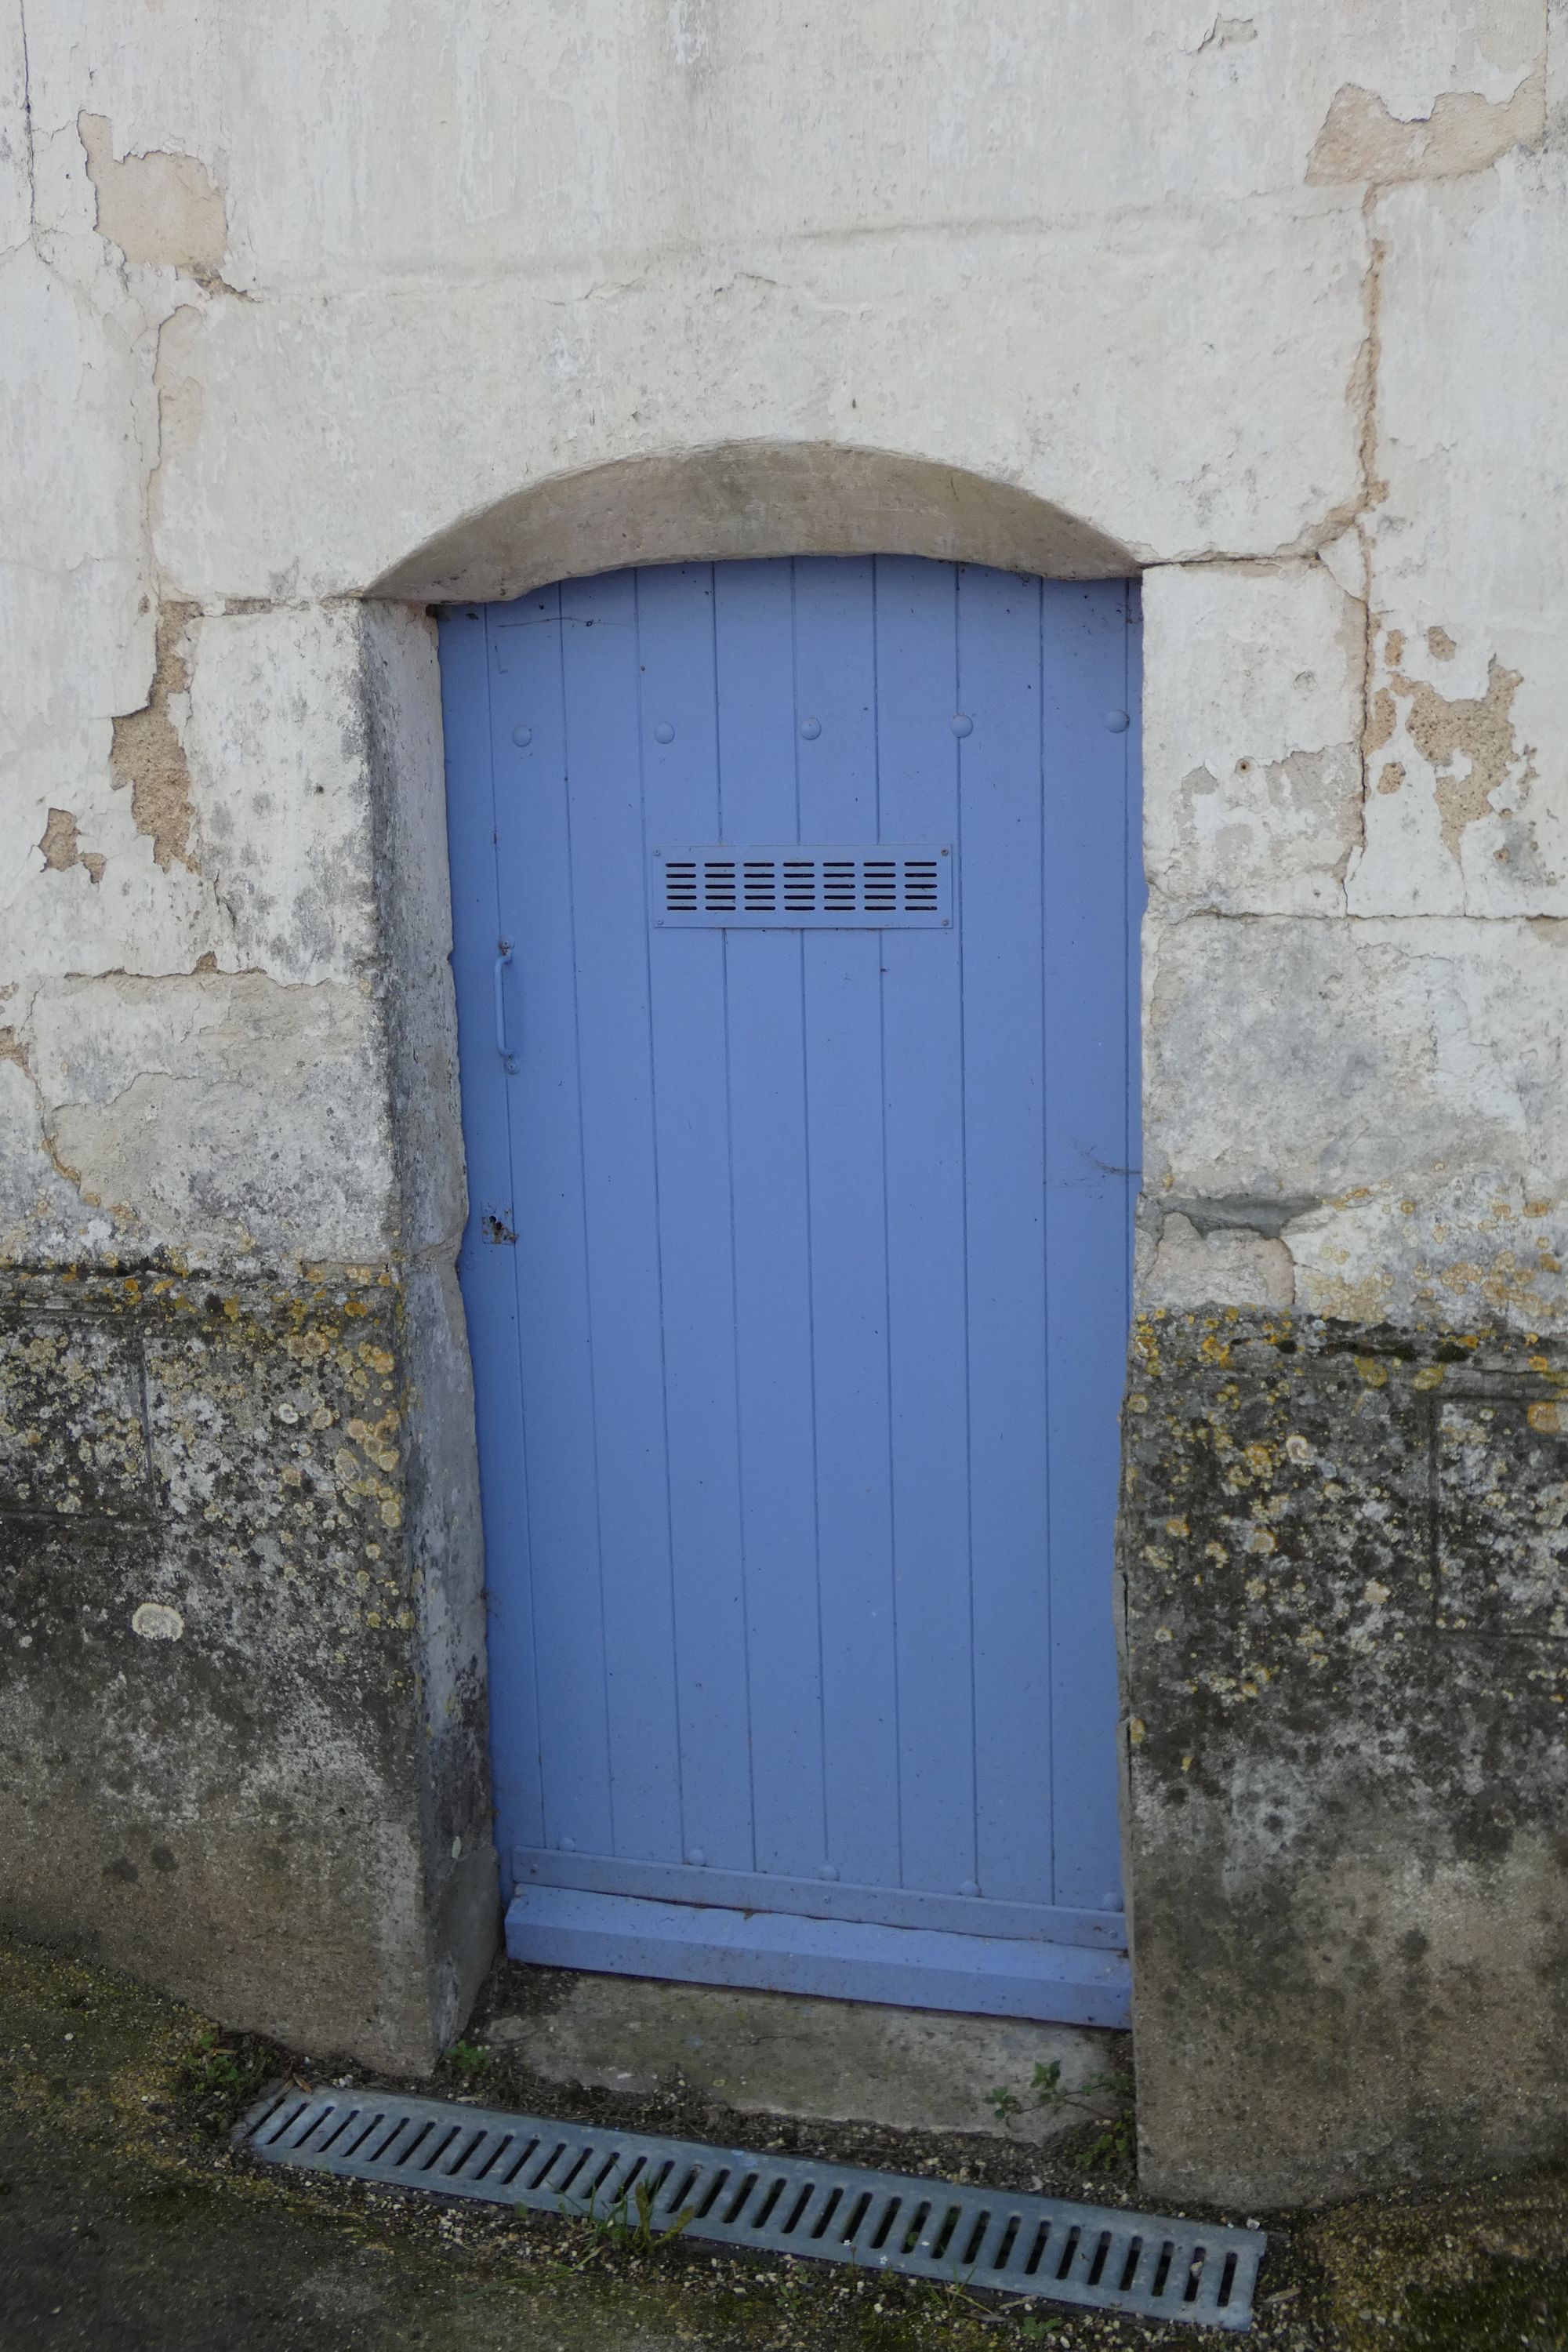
441;556;1142;2025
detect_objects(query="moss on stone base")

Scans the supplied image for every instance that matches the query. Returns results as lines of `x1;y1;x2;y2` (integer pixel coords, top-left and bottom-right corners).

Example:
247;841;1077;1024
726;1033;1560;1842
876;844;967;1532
1123;1309;1568;2207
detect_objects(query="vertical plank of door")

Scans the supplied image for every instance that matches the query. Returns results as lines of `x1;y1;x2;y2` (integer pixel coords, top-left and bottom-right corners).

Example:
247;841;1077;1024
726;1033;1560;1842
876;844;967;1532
441;606;545;1867
871;557;977;1899
488;590;614;1857
637;563;755;1873
557;570;684;1862
957;567;1054;1906
793;557;902;1892
713;560;828;1880
1041;580;1139;1911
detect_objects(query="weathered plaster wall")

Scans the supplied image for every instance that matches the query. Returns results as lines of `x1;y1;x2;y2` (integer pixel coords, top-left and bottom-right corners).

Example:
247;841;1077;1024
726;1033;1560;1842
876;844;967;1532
5;0;1567;2189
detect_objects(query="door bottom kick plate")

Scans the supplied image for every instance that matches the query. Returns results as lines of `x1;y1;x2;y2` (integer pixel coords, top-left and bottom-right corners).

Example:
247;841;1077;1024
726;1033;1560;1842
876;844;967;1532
504;1886;1131;2030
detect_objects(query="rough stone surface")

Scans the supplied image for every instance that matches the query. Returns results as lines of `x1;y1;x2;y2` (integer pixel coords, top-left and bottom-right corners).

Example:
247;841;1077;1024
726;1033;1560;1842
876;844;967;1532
1122;1309;1568;2205
492;1974;1121;2146
1148;1214;1296;1312
0;1268;494;2073
379;446;1138;606
5;0;1567;2199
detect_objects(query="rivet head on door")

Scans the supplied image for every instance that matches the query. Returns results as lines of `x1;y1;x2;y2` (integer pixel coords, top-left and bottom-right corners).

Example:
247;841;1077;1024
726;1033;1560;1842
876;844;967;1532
818;1863;840;1881
685;1848;707;1867
951;713;973;737
800;716;822;739
1105;709;1131;732
653;721;676;744
960;1879;981;1898
512;723;532;746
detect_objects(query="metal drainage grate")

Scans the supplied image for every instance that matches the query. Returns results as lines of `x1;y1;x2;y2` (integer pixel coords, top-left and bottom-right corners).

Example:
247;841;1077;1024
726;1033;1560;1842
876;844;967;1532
238;2085;1265;2330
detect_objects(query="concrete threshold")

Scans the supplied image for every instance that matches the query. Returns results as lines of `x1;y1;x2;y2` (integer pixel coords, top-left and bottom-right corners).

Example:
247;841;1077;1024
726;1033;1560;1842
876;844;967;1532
486;1973;1127;2146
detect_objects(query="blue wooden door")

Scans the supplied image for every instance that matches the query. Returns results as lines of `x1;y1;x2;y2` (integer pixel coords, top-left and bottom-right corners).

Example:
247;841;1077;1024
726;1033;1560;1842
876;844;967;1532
441;558;1141;2026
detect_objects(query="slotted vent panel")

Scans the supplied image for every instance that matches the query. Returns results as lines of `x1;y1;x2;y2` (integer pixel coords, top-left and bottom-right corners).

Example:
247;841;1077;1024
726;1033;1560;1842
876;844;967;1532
238;2085;1265;2330
654;847;951;928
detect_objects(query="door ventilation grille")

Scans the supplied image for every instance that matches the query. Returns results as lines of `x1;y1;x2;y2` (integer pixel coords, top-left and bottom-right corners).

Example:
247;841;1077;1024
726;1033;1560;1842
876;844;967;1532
237;2085;1263;2330
653;846;952;927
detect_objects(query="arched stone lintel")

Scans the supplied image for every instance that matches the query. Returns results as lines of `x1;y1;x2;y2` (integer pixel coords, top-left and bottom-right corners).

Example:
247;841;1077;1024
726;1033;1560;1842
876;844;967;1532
374;441;1136;604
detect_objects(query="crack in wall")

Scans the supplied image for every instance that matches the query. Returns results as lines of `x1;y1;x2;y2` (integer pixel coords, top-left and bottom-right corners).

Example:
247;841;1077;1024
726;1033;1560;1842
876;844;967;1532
0;1008;94;1204
15;0;32;240
1341;211;1388;872
38;1121;90;1197
1312;44;1544;868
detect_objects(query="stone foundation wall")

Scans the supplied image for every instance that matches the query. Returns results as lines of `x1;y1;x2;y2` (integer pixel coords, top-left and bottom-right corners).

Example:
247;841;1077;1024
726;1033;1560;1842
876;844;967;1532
0;1265;493;2071
1123;1310;1568;2204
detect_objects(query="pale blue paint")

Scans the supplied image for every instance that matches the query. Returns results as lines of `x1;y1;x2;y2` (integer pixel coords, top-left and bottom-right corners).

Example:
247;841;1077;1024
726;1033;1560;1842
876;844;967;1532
441;557;1142;2024
504;1886;1131;2027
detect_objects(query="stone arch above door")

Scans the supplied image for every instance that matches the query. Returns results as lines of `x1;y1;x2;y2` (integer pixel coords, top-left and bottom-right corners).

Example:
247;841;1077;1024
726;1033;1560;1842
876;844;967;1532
374;442;1136;606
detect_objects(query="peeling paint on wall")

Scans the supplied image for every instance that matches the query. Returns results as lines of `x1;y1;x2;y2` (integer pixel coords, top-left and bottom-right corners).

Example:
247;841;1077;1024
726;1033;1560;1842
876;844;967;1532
38;809;106;887
78;112;227;277
1370;641;1537;863
109;605;200;873
1195;18;1258;56
1308;71;1545;184
1399;653;1531;860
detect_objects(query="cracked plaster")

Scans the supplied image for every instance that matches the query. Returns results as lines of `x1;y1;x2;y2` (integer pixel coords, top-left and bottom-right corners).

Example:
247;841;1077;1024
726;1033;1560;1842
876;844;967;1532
5;0;1568;2190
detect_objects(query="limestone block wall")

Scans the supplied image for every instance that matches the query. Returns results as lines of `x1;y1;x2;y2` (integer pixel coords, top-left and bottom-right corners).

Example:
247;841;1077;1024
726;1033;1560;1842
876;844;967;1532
4;0;1567;2189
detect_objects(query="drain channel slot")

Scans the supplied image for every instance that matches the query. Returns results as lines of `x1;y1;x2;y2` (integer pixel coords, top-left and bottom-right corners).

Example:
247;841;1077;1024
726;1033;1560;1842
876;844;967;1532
237;2085;1265;2330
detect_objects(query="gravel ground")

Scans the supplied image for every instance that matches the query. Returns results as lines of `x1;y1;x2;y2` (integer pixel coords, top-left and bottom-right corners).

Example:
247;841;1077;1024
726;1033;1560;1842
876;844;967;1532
2;1933;1564;2350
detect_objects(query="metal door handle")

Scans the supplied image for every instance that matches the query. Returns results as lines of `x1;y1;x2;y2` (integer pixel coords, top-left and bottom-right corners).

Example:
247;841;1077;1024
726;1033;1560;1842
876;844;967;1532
494;944;517;1074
